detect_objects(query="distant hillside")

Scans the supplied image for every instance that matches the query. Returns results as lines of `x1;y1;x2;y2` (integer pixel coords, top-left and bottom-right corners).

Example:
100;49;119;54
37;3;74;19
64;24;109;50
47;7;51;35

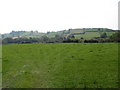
68;28;117;40
2;31;45;39
1;28;118;40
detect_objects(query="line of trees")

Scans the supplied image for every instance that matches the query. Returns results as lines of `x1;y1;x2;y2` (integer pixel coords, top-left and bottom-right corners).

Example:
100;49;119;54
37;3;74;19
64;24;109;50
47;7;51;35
2;32;120;44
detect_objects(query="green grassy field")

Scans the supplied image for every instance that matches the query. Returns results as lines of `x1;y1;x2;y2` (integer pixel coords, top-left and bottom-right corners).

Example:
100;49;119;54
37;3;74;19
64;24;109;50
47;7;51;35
2;43;118;88
75;32;100;39
74;32;115;40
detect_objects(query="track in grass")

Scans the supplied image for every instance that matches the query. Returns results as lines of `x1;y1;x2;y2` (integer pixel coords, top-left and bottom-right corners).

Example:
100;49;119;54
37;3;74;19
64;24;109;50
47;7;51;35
2;43;118;88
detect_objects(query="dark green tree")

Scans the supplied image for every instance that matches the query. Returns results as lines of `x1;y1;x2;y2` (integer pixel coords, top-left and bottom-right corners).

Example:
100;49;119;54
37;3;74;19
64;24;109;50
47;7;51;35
100;32;107;38
110;32;120;42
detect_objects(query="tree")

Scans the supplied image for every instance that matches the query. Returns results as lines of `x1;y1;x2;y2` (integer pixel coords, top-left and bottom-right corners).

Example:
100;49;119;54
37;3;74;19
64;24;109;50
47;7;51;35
55;34;64;42
47;31;50;34
80;37;84;43
100;32;107;38
41;36;49;43
2;38;14;44
110;32;120;42
67;35;75;39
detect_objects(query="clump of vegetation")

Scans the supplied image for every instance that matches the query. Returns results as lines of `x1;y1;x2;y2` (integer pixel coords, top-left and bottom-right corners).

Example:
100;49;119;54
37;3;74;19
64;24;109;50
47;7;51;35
110;31;120;42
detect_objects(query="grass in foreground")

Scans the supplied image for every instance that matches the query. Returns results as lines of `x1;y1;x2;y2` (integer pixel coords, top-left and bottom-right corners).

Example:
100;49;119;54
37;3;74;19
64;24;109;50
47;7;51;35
2;43;118;88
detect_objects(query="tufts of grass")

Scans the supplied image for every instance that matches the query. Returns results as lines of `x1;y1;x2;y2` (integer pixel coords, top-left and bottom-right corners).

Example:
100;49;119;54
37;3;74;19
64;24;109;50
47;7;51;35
2;43;118;88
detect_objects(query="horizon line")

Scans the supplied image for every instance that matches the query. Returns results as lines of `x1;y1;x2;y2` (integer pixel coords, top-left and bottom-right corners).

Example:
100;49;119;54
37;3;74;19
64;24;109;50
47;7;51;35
0;27;118;34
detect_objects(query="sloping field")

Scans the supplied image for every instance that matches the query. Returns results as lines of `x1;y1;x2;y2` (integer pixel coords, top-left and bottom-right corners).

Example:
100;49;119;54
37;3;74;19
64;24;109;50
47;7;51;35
75;32;100;39
2;43;118;88
70;29;84;33
74;32;115;40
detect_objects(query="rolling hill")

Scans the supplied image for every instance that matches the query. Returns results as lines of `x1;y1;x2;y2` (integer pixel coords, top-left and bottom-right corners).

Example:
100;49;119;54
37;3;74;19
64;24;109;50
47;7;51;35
1;28;118;40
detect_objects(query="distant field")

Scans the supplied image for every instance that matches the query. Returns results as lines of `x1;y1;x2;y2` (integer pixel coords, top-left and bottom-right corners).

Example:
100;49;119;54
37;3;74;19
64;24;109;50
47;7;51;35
75;32;100;39
74;32;115;40
2;43;118;88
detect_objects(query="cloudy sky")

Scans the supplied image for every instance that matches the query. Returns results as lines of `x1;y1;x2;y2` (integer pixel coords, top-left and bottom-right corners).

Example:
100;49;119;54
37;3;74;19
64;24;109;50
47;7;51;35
0;0;119;34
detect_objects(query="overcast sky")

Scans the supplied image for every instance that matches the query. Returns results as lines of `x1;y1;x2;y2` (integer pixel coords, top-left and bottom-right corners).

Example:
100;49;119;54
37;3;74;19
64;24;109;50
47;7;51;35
0;0;119;34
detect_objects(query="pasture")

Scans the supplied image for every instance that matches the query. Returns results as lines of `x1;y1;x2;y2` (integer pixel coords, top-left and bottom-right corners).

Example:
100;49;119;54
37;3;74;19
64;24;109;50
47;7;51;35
74;32;100;39
74;32;114;40
2;43;118;88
